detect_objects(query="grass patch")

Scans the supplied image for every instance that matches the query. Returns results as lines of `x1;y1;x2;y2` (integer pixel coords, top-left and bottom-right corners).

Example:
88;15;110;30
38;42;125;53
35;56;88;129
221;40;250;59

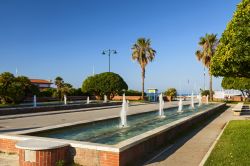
205;120;250;166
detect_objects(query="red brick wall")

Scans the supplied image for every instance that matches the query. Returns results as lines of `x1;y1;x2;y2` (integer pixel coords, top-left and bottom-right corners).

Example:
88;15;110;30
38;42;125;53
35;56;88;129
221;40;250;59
0;138;18;154
230;96;242;102
112;96;142;101
19;146;69;166
73;148;119;166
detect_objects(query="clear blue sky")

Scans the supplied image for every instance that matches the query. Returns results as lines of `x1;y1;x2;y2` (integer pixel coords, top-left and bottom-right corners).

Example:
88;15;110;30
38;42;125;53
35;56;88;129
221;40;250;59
0;0;240;94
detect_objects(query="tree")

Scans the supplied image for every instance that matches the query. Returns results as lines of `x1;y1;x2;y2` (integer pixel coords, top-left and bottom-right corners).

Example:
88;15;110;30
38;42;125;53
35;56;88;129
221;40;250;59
54;77;64;100
200;89;213;96
131;38;156;99
222;77;250;98
82;72;128;99
82;76;99;96
195;33;218;100
0;72;37;104
211;0;250;78
54;77;72;100
0;72;15;104
38;88;56;97
61;83;72;97
68;88;85;96
165;88;177;101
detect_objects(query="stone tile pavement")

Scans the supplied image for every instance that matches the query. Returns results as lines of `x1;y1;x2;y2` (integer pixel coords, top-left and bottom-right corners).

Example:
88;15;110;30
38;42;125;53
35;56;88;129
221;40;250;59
145;105;249;166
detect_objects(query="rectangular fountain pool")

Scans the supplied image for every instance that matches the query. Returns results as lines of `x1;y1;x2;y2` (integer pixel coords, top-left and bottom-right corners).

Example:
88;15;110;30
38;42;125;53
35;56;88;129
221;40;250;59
27;103;217;145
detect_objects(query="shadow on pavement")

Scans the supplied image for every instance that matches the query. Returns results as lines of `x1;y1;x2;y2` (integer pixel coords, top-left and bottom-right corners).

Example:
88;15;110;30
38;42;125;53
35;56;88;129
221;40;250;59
0;127;39;133
144;105;230;166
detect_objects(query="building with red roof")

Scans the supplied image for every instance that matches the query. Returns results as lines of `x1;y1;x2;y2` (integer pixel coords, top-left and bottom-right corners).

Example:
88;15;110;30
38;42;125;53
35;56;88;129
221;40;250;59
30;79;53;90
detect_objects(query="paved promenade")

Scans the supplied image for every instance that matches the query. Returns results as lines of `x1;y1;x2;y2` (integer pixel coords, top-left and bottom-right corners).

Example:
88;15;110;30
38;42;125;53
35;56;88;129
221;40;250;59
145;106;248;166
0;101;187;133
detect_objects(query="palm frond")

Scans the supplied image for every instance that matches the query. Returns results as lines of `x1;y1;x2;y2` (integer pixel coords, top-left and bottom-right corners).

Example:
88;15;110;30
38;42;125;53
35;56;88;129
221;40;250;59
195;33;218;69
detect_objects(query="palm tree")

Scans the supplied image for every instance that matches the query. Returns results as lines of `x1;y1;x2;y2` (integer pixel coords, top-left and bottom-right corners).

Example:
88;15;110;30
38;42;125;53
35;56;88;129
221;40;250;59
132;38;156;99
195;33;218;100
54;77;64;100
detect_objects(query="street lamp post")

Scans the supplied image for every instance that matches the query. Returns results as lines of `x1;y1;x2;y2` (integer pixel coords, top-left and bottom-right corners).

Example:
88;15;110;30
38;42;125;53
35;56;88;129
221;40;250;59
102;49;117;72
203;67;206;90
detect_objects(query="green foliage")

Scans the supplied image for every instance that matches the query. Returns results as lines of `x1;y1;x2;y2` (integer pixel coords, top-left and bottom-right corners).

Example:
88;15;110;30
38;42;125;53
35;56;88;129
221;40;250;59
38;88;56;97
165;88;177;98
195;33;218;69
205;120;250;166
82;76;99;96
131;38;156;98
0;72;37;104
56;160;65;166
222;77;250;97
195;33;218;100
200;89;211;96
211;0;250;77
82;72;128;99
125;89;146;96
54;77;72;100
68;88;86;96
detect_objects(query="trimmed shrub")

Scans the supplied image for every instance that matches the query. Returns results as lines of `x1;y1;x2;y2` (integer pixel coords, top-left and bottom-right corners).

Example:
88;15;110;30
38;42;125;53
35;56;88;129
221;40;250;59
82;72;128;99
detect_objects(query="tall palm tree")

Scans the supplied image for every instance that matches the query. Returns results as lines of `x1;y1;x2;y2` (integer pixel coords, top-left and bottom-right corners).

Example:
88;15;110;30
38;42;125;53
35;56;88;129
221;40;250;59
195;33;218;100
55;76;64;100
132;38;156;99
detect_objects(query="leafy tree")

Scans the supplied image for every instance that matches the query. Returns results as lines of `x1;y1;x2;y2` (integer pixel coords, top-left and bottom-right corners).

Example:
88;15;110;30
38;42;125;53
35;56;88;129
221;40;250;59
0;72;37;104
131;38;156;99
68;88;84;96
195;33;218;100
82;72;128;99
29;84;40;96
0;72;15;103
211;0;250;78
39;88;56;97
222;77;250;98
165;88;177;100
82;76;99;96
7;81;26;104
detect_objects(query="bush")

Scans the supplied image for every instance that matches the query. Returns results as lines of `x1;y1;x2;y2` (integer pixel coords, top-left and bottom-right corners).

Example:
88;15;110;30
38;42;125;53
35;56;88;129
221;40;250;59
0;72;38;104
68;88;87;96
125;89;146;96
82;72;128;99
200;89;214;96
165;88;177;98
38;88;56;97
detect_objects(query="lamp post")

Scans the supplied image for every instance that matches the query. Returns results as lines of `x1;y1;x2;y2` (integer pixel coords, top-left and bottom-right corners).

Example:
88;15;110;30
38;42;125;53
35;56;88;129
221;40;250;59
203;67;206;90
102;49;117;72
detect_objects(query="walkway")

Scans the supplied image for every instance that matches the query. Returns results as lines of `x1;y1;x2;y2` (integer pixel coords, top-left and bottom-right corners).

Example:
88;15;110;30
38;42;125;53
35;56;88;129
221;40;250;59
0;153;18;166
145;106;248;166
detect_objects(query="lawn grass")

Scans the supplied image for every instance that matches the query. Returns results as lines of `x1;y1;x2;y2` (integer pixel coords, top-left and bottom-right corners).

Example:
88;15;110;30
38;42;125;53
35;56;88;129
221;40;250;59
205;120;250;166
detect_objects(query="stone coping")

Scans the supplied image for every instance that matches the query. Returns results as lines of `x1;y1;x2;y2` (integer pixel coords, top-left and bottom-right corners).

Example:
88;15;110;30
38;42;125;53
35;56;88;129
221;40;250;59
0;101;122;116
15;139;69;150
117;103;225;151
0;103;225;153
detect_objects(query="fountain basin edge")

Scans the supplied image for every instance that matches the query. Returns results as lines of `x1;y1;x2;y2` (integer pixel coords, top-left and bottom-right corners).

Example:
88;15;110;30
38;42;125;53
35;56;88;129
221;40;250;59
0;103;226;166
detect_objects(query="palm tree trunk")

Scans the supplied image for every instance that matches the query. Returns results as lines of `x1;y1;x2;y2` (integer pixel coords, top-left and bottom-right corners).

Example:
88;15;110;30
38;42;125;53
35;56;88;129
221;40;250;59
209;70;213;101
141;67;145;100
